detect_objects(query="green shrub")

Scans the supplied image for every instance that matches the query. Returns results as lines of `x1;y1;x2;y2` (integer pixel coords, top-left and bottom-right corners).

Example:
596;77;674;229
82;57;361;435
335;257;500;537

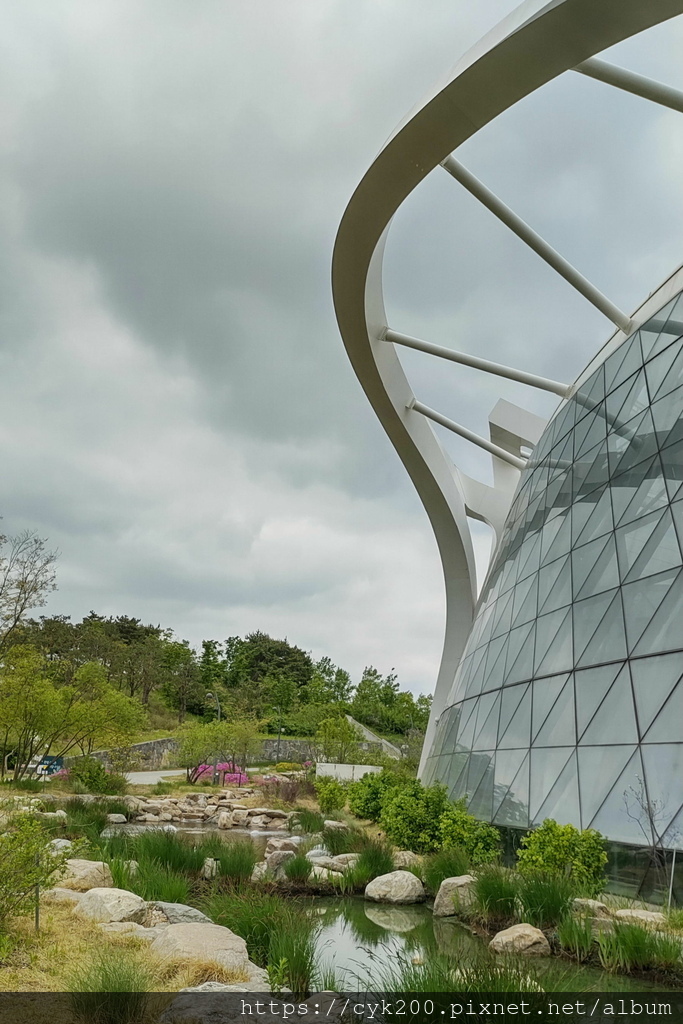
215;840;258;882
379;781;449;853
471;867;519;924
283;853;313;883
346;840;394;889
292;808;325;833
518;872;576;928
68;757;112;794
0;817;68;923
422;848;471;894
150;781;174;795
313;776;347;815
516;819;607;897
439;804;500;863
320;825;366;856
347;768;408;822
557;914;594;963
273;762;303;772
68;947;153;1024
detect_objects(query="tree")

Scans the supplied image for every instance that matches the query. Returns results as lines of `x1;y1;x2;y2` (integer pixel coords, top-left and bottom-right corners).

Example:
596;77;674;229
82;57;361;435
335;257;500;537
304;656;353;705
224;631;313;695
0;528;58;655
314;716;363;764
160;640;203;722
177;719;261;783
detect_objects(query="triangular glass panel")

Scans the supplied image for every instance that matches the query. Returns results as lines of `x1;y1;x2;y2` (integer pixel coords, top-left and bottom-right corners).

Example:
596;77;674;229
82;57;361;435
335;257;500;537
612;369;650;427
576;405;609;462
615;508;664;578
630;653;683;736
482;636;510;693
537;555;569;613
640;296;680;359
535;607;573;676
537;555;572;614
533;675;576;747
604;337;640;393
515;529;543;583
573;486;614;547
633;568;683;656
573;438;610;498
640;744;683;839
493;753;530;828
530;747;574;820
533;751;581;828
572;534;612;596
468;753;495;819
551;401;578;447
572;589;618;663
464;644;489;698
497;683;528;744
504;621;536;685
466;748;492;801
576;590;627;668
572;495;599;545
575;535;620;600
541;512;572;564
444;705;462;750
644;679;683;743
533;607;569;673
574;663;623;738
651;383;683;437
606;368;643;423
531;674;569;741
644;336;683;403
577;744;636;827
661;805;683;850
447;752;470;801
623;508;681;583
473;691;501;751
588;750;647;844
503;621;534;681
490;588;515;640
668;499;683;555
498;684;531;749
607;409;652;478
616;455;669;528
511;573;538;628
651;343;683;404
579;666;637;745
470;689;497;745
660;444;683;502
493;747;528;819
455;698;479;751
574;364;606;412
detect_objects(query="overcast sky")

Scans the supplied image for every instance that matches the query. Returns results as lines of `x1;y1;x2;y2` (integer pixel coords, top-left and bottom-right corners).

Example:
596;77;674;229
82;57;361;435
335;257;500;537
1;1;682;696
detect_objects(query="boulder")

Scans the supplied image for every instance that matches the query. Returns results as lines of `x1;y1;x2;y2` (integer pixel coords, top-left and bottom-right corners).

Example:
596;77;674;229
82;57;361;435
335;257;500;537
323;820;347;830
48;838;73;853
265;837;300;858
60;859;114;891
232;809;249;826
307;856;340;871
489;923;551;956
432;875;475;917
41;887;85;905
150;901;212;925
614;909;666;927
393;850;422;870
249;815;270;828
35;810;68;823
330;853;360;869
98;921;161;940
76;887;147;924
251;862;268;882
572;898;611;919
202;857;219;879
217;811;233;829
266;849;296;879
149;922;251;972
365;870;426;904
106;813;128;824
310;865;343;881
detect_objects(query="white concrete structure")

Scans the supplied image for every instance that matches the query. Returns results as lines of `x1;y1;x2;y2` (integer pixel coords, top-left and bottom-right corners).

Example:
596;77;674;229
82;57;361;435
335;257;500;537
315;762;382;782
331;0;683;784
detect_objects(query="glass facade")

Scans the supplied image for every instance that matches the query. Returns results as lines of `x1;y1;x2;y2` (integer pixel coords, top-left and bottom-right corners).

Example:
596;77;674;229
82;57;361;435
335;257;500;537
423;289;683;853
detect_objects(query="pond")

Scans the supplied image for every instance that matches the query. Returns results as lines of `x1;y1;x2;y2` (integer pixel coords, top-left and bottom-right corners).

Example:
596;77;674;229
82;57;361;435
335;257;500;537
311;897;664;992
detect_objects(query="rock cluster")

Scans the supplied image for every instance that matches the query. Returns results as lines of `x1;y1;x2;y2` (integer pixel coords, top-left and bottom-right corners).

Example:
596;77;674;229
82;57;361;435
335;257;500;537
123;790;294;831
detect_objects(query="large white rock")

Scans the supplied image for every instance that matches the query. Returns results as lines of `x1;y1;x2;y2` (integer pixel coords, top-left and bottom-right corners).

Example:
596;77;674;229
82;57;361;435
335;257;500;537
60;859;114;891
48;838;73;853
615;909;667;927
265;837;300;858
201;857;219;879
432;875;476;917
76;887;147;924
572;898;611;919
41;887;85;905
151;901;212;924
330;853;361;870
232;809;249;826
266;849;296;873
106;813;128;824
217;810;233;829
149;922;251;972
489;923;551;956
393;850;422;870
365;870;426;904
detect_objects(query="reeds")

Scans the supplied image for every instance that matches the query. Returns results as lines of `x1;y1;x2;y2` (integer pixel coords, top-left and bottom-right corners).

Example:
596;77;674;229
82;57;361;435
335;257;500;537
517;872;575;928
596;922;683;973
283;853;313;882
292;808;325;833
422;848;471;894
213;839;258;882
471;866;518;925
557;914;594;963
67;947;154;1024
345;840;394;889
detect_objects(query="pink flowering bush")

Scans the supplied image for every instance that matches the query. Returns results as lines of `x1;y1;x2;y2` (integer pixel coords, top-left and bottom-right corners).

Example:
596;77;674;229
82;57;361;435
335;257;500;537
192;762;249;786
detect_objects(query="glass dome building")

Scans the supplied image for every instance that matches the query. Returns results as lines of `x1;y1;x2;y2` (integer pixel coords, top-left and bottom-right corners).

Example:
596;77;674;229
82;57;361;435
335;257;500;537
421;290;683;859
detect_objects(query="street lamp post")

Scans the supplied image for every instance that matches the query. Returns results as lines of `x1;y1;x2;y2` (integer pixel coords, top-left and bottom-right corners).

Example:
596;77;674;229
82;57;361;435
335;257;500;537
275;706;283;762
205;692;221;784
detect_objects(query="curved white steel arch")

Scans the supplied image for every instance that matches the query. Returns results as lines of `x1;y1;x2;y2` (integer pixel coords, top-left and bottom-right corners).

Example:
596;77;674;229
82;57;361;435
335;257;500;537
331;0;683;772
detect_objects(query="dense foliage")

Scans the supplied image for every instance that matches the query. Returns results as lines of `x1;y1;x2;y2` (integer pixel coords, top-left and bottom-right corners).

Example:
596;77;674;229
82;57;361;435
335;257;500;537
0;817;69;923
313;776;347;815
379;781;450;853
439;803;501;864
516;819;607;897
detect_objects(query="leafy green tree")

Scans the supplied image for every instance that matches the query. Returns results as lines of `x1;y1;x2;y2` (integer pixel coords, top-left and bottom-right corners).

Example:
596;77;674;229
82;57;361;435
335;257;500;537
379;781;450;853
0;528;58;656
224;631;313;695
314;717;363;764
439;804;501;863
160;640;203;722
0;817;69;923
177;719;262;782
305;656;353;705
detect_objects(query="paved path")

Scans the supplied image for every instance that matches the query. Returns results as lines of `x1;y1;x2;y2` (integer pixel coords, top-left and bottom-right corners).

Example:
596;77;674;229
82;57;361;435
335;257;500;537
125;769;186;785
